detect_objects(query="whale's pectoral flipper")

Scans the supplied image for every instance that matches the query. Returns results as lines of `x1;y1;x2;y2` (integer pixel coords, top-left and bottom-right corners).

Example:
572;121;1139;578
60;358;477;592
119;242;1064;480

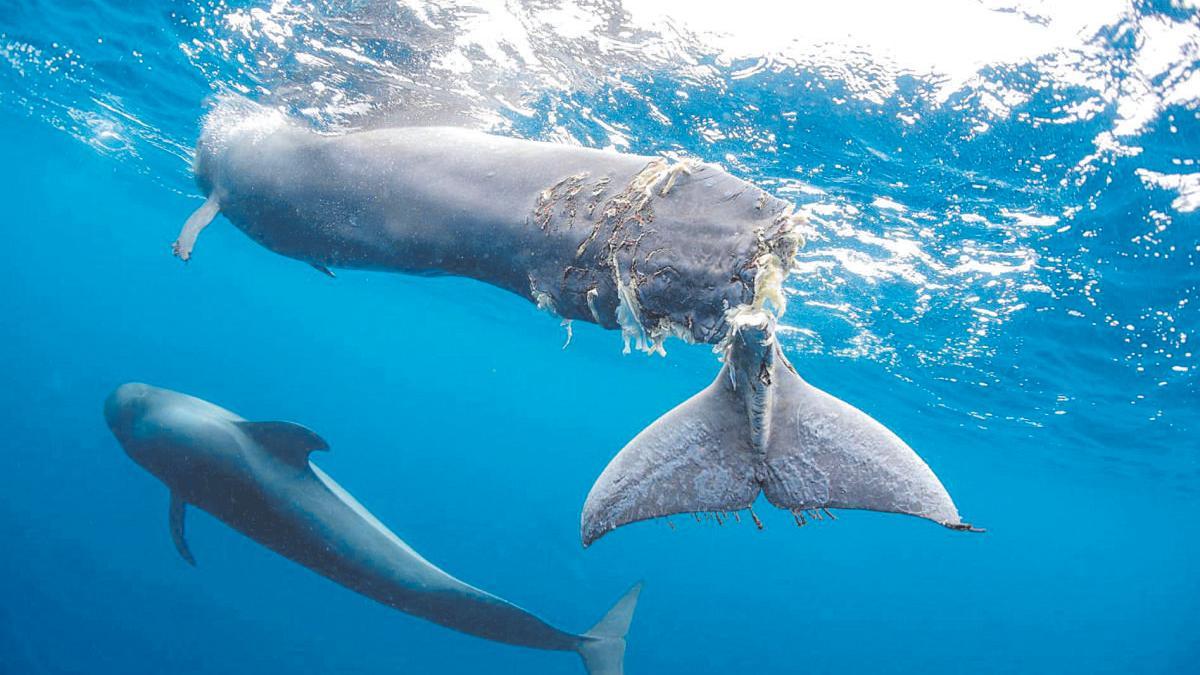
169;492;196;566
581;310;976;546
172;195;220;262
576;583;643;675
235;421;329;470
310;263;336;278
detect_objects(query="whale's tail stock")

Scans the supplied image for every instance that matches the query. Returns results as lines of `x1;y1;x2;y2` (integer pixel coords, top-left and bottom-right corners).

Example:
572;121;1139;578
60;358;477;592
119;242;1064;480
581;309;980;547
576;582;642;675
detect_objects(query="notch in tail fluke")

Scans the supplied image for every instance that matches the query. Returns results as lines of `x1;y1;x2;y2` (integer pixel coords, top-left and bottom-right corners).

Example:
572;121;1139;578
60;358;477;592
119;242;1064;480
580;309;978;547
576;582;642;675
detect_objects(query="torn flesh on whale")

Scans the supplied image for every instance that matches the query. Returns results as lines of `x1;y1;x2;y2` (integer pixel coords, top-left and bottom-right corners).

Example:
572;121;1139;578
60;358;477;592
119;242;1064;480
580;157;807;357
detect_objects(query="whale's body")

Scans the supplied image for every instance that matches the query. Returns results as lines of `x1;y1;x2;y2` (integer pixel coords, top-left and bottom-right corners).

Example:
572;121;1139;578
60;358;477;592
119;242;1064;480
104;383;640;675
177;97;977;545
184;100;800;350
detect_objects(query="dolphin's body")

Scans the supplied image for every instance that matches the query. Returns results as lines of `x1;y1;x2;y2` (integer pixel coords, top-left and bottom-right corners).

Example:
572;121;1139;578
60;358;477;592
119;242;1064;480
176;97;978;545
104;383;641;675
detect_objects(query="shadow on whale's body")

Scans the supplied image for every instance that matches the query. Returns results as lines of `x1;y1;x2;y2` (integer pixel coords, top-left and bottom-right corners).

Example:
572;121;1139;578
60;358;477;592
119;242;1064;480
176;96;979;544
104;383;641;675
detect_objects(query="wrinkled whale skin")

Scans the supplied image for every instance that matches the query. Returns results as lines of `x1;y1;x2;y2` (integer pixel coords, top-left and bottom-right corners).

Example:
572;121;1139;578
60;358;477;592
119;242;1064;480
195;109;797;346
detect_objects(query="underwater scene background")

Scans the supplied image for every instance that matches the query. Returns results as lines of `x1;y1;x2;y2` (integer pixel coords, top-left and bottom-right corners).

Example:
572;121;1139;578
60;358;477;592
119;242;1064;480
1;0;1198;672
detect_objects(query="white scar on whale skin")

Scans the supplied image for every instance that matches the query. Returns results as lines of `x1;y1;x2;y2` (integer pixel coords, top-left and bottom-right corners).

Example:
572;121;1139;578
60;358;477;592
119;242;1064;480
104;383;642;675
181;96;977;545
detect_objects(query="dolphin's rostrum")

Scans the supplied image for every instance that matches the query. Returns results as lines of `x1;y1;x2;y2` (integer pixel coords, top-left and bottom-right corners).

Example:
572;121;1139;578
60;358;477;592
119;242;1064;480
104;383;641;675
176;96;978;545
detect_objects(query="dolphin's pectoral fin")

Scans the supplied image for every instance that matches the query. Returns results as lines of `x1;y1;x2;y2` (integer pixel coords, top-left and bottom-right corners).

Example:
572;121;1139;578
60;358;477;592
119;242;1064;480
169;492;196;566
235;421;329;470
581;322;975;546
580;381;761;547
310;263;336;278
172;195;220;262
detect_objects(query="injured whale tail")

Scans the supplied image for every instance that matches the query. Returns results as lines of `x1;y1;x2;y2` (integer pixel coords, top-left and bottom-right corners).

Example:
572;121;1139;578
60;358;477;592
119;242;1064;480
576;582;642;675
581;309;980;547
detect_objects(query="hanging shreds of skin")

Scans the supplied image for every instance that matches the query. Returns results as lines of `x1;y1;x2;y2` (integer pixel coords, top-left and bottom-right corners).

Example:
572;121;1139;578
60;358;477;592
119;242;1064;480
752;253;789;315
611;160;808;358
713;208;807;363
611;252;697;357
586;288;603;323
629;157;704;205
609;158;699;356
611;253;656;354
611;156;726;356
713;263;789;364
577;156;807;357
529;275;573;349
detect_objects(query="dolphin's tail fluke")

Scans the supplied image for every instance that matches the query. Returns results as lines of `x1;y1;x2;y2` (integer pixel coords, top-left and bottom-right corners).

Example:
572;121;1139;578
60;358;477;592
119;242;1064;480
576;582;642;675
581;309;979;547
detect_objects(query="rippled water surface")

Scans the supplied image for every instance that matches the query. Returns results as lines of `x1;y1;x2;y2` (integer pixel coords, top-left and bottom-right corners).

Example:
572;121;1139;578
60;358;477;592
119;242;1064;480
1;1;1198;673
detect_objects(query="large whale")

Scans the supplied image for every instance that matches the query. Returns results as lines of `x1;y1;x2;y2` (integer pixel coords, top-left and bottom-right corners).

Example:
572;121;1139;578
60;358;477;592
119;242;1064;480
104;382;641;674
175;97;979;545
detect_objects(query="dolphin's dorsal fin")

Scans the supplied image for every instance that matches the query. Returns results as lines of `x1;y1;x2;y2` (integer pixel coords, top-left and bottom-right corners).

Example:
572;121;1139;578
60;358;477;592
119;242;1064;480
236;421;329;469
169;492;196;566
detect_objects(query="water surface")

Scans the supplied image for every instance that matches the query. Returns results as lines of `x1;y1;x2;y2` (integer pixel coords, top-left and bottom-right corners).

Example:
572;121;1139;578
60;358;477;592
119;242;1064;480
1;1;1197;673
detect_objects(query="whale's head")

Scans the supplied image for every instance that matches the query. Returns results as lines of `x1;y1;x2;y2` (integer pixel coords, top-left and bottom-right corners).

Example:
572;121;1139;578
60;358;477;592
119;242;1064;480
194;95;293;198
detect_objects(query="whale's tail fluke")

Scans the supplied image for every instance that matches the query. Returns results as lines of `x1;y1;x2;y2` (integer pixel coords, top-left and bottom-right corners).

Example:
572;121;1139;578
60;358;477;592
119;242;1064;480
576;582;642;675
581;309;979;547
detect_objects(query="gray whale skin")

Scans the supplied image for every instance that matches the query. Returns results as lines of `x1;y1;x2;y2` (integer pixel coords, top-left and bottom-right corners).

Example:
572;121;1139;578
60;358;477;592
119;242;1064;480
105;383;641;675
176;97;979;545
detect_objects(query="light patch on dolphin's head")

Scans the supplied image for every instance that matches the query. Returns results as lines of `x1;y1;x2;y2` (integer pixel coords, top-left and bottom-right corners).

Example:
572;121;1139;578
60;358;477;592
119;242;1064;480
194;95;292;197
103;382;209;480
104;382;154;446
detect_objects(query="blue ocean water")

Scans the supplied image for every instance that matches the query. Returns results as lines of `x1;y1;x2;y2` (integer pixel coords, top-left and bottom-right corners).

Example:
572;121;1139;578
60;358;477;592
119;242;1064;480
1;1;1198;673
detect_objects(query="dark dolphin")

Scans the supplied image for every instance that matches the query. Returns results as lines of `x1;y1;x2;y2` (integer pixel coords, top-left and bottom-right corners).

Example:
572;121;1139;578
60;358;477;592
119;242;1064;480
104;382;641;674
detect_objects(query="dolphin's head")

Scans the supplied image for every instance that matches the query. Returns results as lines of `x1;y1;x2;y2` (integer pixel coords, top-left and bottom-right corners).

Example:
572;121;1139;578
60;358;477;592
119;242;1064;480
105;381;179;478
104;382;154;444
104;382;218;485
